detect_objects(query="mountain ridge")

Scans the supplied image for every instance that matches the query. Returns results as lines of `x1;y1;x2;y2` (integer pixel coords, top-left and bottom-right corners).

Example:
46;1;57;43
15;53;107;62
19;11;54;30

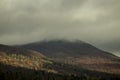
0;43;120;80
20;40;120;74
21;40;118;58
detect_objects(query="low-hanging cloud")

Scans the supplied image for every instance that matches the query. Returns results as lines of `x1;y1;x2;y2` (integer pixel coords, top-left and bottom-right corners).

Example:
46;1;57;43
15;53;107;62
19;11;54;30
0;0;120;55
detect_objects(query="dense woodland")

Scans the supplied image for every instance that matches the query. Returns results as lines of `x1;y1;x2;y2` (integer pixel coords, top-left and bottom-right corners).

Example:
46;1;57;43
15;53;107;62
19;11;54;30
0;62;120;80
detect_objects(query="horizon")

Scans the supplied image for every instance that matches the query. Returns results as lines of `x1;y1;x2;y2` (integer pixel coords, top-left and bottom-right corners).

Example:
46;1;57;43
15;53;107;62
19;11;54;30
0;0;120;57
0;39;120;57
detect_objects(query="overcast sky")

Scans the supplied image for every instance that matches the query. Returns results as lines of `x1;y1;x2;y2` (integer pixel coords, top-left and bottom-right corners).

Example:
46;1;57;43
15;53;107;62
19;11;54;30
0;0;120;56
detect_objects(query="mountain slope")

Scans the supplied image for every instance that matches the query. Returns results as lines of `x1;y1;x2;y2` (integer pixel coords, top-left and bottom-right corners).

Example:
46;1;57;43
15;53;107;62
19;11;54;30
21;40;120;74
0;44;120;80
0;44;54;72
21;40;117;58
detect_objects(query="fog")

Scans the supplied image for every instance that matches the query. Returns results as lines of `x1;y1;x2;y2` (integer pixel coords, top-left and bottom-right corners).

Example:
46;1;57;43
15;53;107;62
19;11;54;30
0;0;120;56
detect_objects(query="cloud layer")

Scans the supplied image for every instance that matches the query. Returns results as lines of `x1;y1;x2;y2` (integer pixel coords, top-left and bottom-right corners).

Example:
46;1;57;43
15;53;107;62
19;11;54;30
0;0;120;54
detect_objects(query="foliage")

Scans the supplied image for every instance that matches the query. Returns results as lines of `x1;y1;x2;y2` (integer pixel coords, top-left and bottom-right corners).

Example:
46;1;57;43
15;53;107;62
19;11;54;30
0;53;54;71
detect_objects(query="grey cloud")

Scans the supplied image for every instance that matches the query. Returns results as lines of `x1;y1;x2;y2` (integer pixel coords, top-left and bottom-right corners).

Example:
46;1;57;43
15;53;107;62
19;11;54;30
0;0;120;56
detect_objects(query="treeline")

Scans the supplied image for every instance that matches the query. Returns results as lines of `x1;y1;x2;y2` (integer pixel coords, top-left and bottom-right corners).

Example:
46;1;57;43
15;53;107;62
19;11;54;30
0;63;120;80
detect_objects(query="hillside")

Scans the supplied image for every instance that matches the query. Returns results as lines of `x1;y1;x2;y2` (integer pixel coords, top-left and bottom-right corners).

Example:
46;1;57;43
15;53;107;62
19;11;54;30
0;44;120;80
21;40;120;74
0;44;55;72
21;40;117;58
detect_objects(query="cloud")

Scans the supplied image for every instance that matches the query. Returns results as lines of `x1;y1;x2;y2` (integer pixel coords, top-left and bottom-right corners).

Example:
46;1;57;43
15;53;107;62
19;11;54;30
0;0;120;55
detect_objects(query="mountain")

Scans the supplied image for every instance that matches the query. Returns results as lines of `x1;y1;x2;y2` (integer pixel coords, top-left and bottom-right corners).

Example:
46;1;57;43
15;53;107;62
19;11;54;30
21;40;120;74
0;44;45;58
21;40;116;58
0;44;54;71
0;44;81;80
0;44;120;80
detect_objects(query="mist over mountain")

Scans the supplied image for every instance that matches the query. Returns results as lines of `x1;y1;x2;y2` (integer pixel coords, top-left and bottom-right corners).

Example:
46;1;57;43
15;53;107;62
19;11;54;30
21;40;120;74
0;0;120;57
22;40;117;58
0;0;120;79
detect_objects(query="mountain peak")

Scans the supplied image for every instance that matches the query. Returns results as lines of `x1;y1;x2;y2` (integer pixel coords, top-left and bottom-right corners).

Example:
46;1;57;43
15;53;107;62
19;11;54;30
21;40;116;58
